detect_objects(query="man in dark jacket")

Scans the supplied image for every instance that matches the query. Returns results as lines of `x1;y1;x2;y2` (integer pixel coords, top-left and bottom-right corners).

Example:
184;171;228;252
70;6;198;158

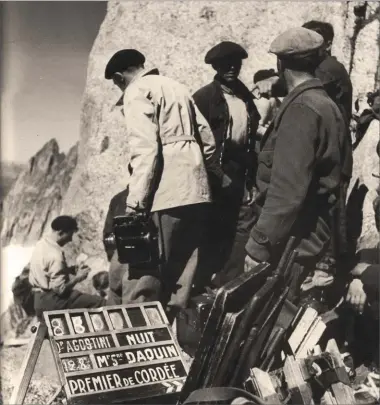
302;21;353;202
244;27;350;303
302;20;353;127
193;41;260;286
253;21;353;183
103;187;129;304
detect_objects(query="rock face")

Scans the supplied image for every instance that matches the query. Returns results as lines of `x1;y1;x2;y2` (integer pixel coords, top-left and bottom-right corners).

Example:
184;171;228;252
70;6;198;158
62;1;379;269
0;162;25;209
1;139;78;245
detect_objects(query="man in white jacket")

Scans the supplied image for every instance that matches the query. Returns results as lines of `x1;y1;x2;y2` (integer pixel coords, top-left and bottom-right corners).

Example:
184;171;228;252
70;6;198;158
105;49;217;320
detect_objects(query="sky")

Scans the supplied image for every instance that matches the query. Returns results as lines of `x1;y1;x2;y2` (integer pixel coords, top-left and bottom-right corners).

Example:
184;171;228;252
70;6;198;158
1;1;107;163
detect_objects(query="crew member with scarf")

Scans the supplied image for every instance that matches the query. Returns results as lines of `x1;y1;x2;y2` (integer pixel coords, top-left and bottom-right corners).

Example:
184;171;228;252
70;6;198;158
193;41;260;287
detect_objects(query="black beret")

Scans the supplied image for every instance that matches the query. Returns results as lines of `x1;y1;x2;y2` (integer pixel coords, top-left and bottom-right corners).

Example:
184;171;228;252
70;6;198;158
205;41;248;64
105;49;145;79
51;215;78;233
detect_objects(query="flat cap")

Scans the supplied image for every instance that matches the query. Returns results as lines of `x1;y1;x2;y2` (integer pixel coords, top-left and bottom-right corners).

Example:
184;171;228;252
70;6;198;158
205;41;248;64
269;27;324;59
105;49;145;79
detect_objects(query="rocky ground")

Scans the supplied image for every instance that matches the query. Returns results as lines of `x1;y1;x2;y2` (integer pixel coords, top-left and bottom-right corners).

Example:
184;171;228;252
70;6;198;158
1;339;62;404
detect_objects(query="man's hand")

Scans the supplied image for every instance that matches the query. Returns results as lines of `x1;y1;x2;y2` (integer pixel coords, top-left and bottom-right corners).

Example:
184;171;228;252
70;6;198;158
75;265;91;282
244;255;260;273
252;76;280;99
246;187;258;206
346;278;367;314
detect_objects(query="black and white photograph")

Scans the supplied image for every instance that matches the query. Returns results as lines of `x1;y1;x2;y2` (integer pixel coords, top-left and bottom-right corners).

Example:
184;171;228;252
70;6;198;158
0;1;379;404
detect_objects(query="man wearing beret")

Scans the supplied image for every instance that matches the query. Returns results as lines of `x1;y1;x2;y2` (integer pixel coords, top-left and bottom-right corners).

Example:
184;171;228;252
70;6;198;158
105;49;218;320
244;28;351;303
193;41;260;287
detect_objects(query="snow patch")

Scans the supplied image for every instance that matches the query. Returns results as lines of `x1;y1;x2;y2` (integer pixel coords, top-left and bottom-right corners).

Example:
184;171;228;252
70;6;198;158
1;245;35;314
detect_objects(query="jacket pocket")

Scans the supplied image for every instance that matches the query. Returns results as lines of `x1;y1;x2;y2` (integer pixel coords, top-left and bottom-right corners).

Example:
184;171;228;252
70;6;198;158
257;149;274;183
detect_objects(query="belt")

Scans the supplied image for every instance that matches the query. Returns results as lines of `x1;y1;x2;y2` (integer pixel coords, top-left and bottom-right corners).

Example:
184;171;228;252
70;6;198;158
161;135;195;145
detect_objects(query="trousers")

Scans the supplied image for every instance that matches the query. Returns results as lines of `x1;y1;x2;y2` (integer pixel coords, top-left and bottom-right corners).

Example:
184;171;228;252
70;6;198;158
207;194;256;288
107;203;208;311
34;290;105;322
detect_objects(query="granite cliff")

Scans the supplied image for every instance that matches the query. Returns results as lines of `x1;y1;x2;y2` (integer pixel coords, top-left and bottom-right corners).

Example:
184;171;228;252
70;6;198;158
1;2;378;269
0;162;25;208
1;139;78;246
62;1;379;272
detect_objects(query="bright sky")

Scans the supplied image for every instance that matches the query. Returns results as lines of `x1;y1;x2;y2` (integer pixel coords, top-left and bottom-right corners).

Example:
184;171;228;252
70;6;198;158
1;2;106;163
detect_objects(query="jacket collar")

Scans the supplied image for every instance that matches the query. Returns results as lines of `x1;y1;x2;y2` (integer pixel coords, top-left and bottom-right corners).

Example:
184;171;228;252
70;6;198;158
130;67;160;85
43;234;62;251
273;78;324;130
115;68;160;107
214;74;250;99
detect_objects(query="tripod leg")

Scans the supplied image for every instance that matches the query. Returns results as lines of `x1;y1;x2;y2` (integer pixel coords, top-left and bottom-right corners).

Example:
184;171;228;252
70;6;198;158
10;322;48;405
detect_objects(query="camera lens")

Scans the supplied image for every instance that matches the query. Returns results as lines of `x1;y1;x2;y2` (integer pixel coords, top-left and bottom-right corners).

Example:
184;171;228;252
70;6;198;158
103;234;116;248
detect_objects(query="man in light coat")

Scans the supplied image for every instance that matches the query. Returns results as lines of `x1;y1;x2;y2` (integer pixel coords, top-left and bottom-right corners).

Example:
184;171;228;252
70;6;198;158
105;49;217;321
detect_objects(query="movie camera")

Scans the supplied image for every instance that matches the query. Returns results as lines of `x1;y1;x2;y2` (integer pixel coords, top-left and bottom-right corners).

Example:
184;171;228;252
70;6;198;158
103;211;159;266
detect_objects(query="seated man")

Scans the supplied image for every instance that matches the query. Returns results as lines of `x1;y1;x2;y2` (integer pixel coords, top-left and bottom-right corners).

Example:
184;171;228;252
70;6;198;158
346;159;380;318
29;215;106;321
12;263;35;316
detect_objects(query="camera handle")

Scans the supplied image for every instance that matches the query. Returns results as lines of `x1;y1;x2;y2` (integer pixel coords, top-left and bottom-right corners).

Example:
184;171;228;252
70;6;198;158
126;203;147;214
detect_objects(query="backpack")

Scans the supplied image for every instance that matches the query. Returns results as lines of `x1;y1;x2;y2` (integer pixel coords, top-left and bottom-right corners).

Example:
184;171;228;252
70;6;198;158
12;264;35;316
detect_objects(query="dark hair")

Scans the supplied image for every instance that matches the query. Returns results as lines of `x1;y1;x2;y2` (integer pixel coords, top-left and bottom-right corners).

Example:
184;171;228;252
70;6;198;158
92;271;109;297
253;69;277;84
367;89;380;107
280;54;321;75
51;215;78;233
302;20;334;44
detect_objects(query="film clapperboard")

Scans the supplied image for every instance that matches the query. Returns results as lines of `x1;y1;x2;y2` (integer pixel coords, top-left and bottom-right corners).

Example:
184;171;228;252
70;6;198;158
45;302;188;404
11;302;189;405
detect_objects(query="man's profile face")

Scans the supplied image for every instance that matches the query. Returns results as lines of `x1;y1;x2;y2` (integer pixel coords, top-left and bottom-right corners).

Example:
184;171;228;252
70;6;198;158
112;72;127;91
60;230;76;245
214;58;242;83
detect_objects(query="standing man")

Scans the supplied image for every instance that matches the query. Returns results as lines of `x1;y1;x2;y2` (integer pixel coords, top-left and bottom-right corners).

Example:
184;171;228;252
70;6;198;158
253;21;353;181
103;186;129;305
244;28;350;303
302;21;353;128
302;22;353;219
29;216;105;321
104;49;216;321
193;41;260;286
